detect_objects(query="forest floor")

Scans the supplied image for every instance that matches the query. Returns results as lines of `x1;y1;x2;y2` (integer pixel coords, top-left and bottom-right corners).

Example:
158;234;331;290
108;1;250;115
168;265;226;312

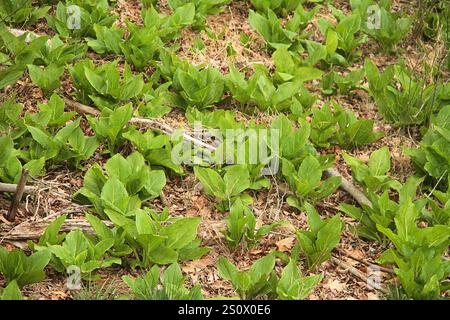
0;0;444;300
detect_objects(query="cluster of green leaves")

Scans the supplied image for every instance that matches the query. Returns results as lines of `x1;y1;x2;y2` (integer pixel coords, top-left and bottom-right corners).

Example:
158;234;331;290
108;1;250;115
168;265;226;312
107;208;208;268
318;13;367;63
0;27;43;90
123;263;203;300
321;68;365;95
172;63;225;109
124;126;184;174
0;28;86;91
23;96;98;166
70;59;144;109
365;59;440;126
27;64;63;96
0;0;49;26
340;158;425;243
142;4;196;42
184;109;279;181
38;228;121;280
309;102;383;149
224;198;286;250
0;94;98;182
32;214;126;280
35;206;207;272
185;108;242;131
218;253;277;299
248;5;319;51
194;165;262;211
270;114;313;162
87;5;195;70
137;82;174;118
296;203;343;270
86;103;133;153
219;252;323;300
422;185;450;226
116;21;161;70
46;0;117;38
0;136;44;184
226;61;319;112
86;213;133;259
282;155;341;210
300;30;345;68
0;247;51;288
377;200;450;299
271;48;324;87
74;152;166;218
276;258;323;300
37;34;87;66
342;147;400;193
405;105;450;187
249;0;304;16
168;0;231;29
351;0;412;53
419;0;450;51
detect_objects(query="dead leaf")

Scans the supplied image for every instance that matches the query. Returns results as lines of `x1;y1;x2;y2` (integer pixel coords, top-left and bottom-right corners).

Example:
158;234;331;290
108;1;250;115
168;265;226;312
367;292;380;300
182;255;214;274
276;237;295;252
324;279;347;292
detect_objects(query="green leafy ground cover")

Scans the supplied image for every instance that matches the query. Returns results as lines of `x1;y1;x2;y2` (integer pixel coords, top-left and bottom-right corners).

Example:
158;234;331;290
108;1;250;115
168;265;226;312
0;0;449;300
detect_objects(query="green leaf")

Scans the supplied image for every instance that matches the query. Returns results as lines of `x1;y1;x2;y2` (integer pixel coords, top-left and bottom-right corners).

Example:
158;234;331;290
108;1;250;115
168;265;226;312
144;170;166;198
194;167;226;199
0;281;22;300
218;257;238;282
368;146;391;176
224;165;251;198
38;215;67;246
162;217;201;250
101;177;130;213
27;64;64;95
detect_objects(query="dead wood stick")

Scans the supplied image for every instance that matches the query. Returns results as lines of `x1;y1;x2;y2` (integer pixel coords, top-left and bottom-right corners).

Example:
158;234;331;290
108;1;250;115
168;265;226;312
331;257;389;294
8;28;51;44
8;28;37;42
0;182;37;194
0;218;113;242
325;168;372;208
63;97;100;116
336;250;395;274
5;169;29;222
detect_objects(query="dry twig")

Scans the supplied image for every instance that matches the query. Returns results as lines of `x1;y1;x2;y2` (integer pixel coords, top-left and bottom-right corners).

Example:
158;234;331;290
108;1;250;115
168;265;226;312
331;257;389;295
6;170;29;222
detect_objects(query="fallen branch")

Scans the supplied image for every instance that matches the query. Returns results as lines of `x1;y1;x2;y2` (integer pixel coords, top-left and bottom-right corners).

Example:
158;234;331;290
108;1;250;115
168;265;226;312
0;182;37;194
337;249;394;274
0;218;113;242
63;97;100;117
331;257;389;295
325;168;372;208
6;169;29;222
